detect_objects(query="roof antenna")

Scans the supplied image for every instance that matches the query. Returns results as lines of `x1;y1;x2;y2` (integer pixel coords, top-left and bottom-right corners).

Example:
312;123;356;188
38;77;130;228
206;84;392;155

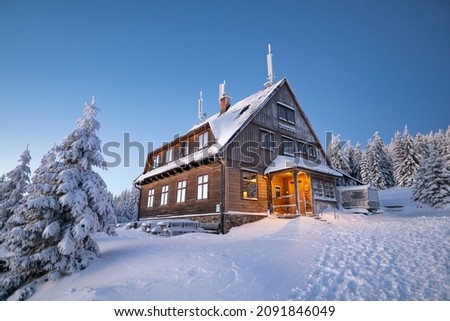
265;44;275;87
198;91;206;122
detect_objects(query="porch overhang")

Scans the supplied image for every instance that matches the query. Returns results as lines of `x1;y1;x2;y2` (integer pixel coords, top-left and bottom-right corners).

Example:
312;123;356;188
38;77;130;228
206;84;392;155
264;155;343;177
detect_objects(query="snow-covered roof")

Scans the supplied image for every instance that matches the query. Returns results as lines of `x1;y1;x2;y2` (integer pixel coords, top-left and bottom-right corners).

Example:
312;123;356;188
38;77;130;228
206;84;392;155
134;144;220;183
264;155;343;177
135;79;285;183
192;78;285;147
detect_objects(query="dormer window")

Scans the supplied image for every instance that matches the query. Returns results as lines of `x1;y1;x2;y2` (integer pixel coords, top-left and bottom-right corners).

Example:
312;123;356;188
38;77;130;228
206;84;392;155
166;148;173;163
198;132;209;149
153;155;160;168
180;141;189;157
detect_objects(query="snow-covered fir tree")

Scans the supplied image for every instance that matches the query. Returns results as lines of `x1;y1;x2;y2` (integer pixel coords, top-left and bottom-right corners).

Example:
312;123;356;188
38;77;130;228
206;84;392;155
113;187;139;223
345;143;362;181
0;97;116;300
0;148;31;232
0;151;62;300
391;126;419;187
364;132;395;189
360;151;370;185
412;142;450;208
326;134;350;174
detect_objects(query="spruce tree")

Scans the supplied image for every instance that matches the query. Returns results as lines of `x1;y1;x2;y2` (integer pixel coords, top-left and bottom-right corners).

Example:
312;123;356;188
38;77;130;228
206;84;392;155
360;151;371;185
412;142;450;208
0;148;31;231
392;126;419;187
346;143;362;181
326;134;350;174
113;187;139;223
366;132;395;189
0;151;62;300
0;97;116;300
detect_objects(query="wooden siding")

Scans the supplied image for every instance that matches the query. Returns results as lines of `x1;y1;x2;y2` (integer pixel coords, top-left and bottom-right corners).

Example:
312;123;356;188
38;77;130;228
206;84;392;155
139;163;222;219
222;83;327;170
251;86;316;143
143;126;212;173
225;164;269;214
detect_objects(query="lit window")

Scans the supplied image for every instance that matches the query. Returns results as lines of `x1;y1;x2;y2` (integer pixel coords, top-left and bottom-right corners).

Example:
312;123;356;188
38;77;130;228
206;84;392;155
198;132;209;149
147;189;155;208
278;103;295;124
274;185;282;198
197;174;208;200
161;185;169;205
176;180;187;203
166;148;173;163
242;171;258;199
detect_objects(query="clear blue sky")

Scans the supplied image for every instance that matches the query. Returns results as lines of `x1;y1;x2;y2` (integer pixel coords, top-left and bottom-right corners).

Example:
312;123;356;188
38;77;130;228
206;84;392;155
1;0;449;195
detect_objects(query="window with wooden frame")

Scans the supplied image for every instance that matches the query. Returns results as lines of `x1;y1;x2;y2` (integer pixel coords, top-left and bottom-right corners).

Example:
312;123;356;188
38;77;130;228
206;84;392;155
176;180;187;203
281;136;295;156
308;144;318;161
274;185;282;198
147;189;155;208
165;148;173;163
297;141;308;159
197;174;209;200
324;182;336;199
160;185;169;206
242;170;258;199
198;131;209;150
180;141;189;157
312;179;324;198
277;102;296;124
153;154;160;168
260;129;275;150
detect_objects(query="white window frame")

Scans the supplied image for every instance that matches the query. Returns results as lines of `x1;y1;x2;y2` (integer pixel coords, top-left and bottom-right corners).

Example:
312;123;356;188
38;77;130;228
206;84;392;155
147;189;155;208
197;174;208;200
166;148;173;163
198;132;209;149
161;185;169;206
176;180;187;203
153;155;160;168
324;181;336;199
312;179;324;198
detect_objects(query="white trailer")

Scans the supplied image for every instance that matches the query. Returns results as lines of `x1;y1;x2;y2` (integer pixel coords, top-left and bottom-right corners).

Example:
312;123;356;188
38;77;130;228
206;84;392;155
338;185;380;214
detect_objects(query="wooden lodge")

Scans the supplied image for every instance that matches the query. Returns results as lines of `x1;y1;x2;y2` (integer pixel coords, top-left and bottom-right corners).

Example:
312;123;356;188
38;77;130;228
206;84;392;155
134;75;343;233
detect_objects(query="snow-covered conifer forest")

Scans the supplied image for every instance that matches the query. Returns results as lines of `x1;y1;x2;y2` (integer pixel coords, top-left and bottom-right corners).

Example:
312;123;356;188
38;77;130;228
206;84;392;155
1;106;449;301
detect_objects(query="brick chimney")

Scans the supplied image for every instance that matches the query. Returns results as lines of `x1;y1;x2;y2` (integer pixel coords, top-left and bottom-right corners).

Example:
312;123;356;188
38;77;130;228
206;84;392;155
219;81;231;114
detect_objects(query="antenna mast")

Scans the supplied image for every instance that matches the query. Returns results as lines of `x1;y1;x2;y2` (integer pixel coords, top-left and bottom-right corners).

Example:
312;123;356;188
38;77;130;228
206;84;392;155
198;91;206;122
265;44;274;87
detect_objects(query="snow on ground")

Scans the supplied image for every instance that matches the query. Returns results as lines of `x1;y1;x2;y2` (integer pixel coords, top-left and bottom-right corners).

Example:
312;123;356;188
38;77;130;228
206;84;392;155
11;188;450;300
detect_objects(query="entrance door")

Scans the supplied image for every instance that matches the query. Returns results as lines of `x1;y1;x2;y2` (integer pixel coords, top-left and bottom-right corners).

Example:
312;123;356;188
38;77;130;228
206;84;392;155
298;173;313;215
